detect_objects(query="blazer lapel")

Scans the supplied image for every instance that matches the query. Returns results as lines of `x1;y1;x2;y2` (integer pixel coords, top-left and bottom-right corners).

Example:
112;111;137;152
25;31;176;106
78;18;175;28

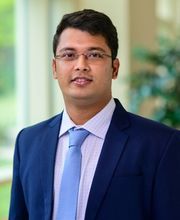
39;114;62;220
85;100;130;220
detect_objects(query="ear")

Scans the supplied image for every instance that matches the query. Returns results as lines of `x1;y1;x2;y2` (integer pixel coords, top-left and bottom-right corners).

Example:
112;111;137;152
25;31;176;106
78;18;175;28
112;58;120;79
52;58;58;79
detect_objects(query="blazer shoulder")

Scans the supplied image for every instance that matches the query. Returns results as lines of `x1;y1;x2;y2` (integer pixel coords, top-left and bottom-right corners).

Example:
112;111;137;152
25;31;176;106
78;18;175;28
26;113;61;129
127;111;180;141
114;98;178;136
17;113;62;141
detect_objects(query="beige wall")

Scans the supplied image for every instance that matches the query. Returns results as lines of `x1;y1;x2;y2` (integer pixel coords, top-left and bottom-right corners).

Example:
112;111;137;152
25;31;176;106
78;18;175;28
129;0;156;71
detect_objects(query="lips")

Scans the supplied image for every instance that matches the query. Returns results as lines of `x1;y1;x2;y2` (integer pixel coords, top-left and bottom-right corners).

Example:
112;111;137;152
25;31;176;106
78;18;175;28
71;77;92;86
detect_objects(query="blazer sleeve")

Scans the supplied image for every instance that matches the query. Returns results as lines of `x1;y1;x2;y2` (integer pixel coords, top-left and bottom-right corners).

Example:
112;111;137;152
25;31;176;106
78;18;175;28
152;130;180;220
9;130;28;219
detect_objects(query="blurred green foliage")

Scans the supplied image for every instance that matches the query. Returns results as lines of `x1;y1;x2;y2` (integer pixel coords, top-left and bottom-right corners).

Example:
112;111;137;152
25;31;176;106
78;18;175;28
130;37;180;128
0;95;16;145
0;0;15;96
0;182;11;220
0;0;15;47
0;0;15;145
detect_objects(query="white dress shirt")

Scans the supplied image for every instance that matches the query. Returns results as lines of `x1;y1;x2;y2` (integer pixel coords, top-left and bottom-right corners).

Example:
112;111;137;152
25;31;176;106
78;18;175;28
52;99;115;220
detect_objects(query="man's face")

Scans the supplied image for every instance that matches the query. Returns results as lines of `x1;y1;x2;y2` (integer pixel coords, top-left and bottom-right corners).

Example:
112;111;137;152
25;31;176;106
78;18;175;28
52;28;120;108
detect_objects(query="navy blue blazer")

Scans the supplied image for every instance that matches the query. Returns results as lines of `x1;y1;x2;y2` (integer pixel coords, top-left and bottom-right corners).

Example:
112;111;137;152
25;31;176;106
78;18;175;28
9;99;180;220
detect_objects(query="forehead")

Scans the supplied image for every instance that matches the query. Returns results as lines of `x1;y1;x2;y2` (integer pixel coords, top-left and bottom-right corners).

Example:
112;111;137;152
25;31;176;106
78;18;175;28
57;28;110;52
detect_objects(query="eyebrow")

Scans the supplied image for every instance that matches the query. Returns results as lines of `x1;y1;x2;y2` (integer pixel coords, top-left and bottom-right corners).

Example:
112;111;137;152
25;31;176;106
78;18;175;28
58;47;107;53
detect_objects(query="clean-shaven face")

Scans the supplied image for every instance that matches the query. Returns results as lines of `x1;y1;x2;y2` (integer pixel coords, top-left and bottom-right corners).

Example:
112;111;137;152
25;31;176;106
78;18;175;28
52;28;120;108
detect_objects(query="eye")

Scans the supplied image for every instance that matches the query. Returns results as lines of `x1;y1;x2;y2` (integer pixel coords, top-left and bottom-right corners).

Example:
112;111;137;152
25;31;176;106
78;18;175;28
87;51;103;59
61;51;76;60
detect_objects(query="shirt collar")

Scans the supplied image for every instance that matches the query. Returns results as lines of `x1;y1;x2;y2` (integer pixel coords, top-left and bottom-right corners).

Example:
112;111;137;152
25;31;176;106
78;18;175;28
59;98;115;139
59;110;76;137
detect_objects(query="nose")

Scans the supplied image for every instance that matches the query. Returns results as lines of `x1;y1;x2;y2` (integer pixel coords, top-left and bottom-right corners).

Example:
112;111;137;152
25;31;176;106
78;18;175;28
74;55;90;72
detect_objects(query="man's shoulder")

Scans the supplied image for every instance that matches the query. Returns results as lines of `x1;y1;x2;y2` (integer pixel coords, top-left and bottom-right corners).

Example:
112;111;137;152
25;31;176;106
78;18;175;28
114;98;178;134
17;113;62;139
26;113;62;129
126;112;180;146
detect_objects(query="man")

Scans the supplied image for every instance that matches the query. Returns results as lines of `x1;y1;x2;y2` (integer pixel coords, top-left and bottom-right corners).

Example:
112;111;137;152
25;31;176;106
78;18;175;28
9;9;180;220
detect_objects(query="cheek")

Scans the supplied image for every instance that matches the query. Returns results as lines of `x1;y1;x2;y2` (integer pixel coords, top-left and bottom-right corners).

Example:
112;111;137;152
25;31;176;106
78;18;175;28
94;68;113;89
58;74;69;88
95;65;113;77
101;66;114;81
54;72;68;91
55;66;70;82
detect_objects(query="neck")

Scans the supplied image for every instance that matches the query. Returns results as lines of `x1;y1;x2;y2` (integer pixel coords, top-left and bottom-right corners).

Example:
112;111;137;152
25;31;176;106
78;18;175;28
65;98;112;125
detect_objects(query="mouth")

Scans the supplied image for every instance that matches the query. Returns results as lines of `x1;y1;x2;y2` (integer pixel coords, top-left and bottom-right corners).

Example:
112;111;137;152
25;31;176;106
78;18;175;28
71;77;93;86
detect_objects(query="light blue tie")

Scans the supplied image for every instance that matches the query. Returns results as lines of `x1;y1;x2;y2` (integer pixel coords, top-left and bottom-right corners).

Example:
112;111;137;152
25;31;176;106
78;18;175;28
56;128;90;220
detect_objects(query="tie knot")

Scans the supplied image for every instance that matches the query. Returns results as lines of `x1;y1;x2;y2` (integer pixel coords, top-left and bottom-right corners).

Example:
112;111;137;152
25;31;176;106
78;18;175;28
68;128;90;148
